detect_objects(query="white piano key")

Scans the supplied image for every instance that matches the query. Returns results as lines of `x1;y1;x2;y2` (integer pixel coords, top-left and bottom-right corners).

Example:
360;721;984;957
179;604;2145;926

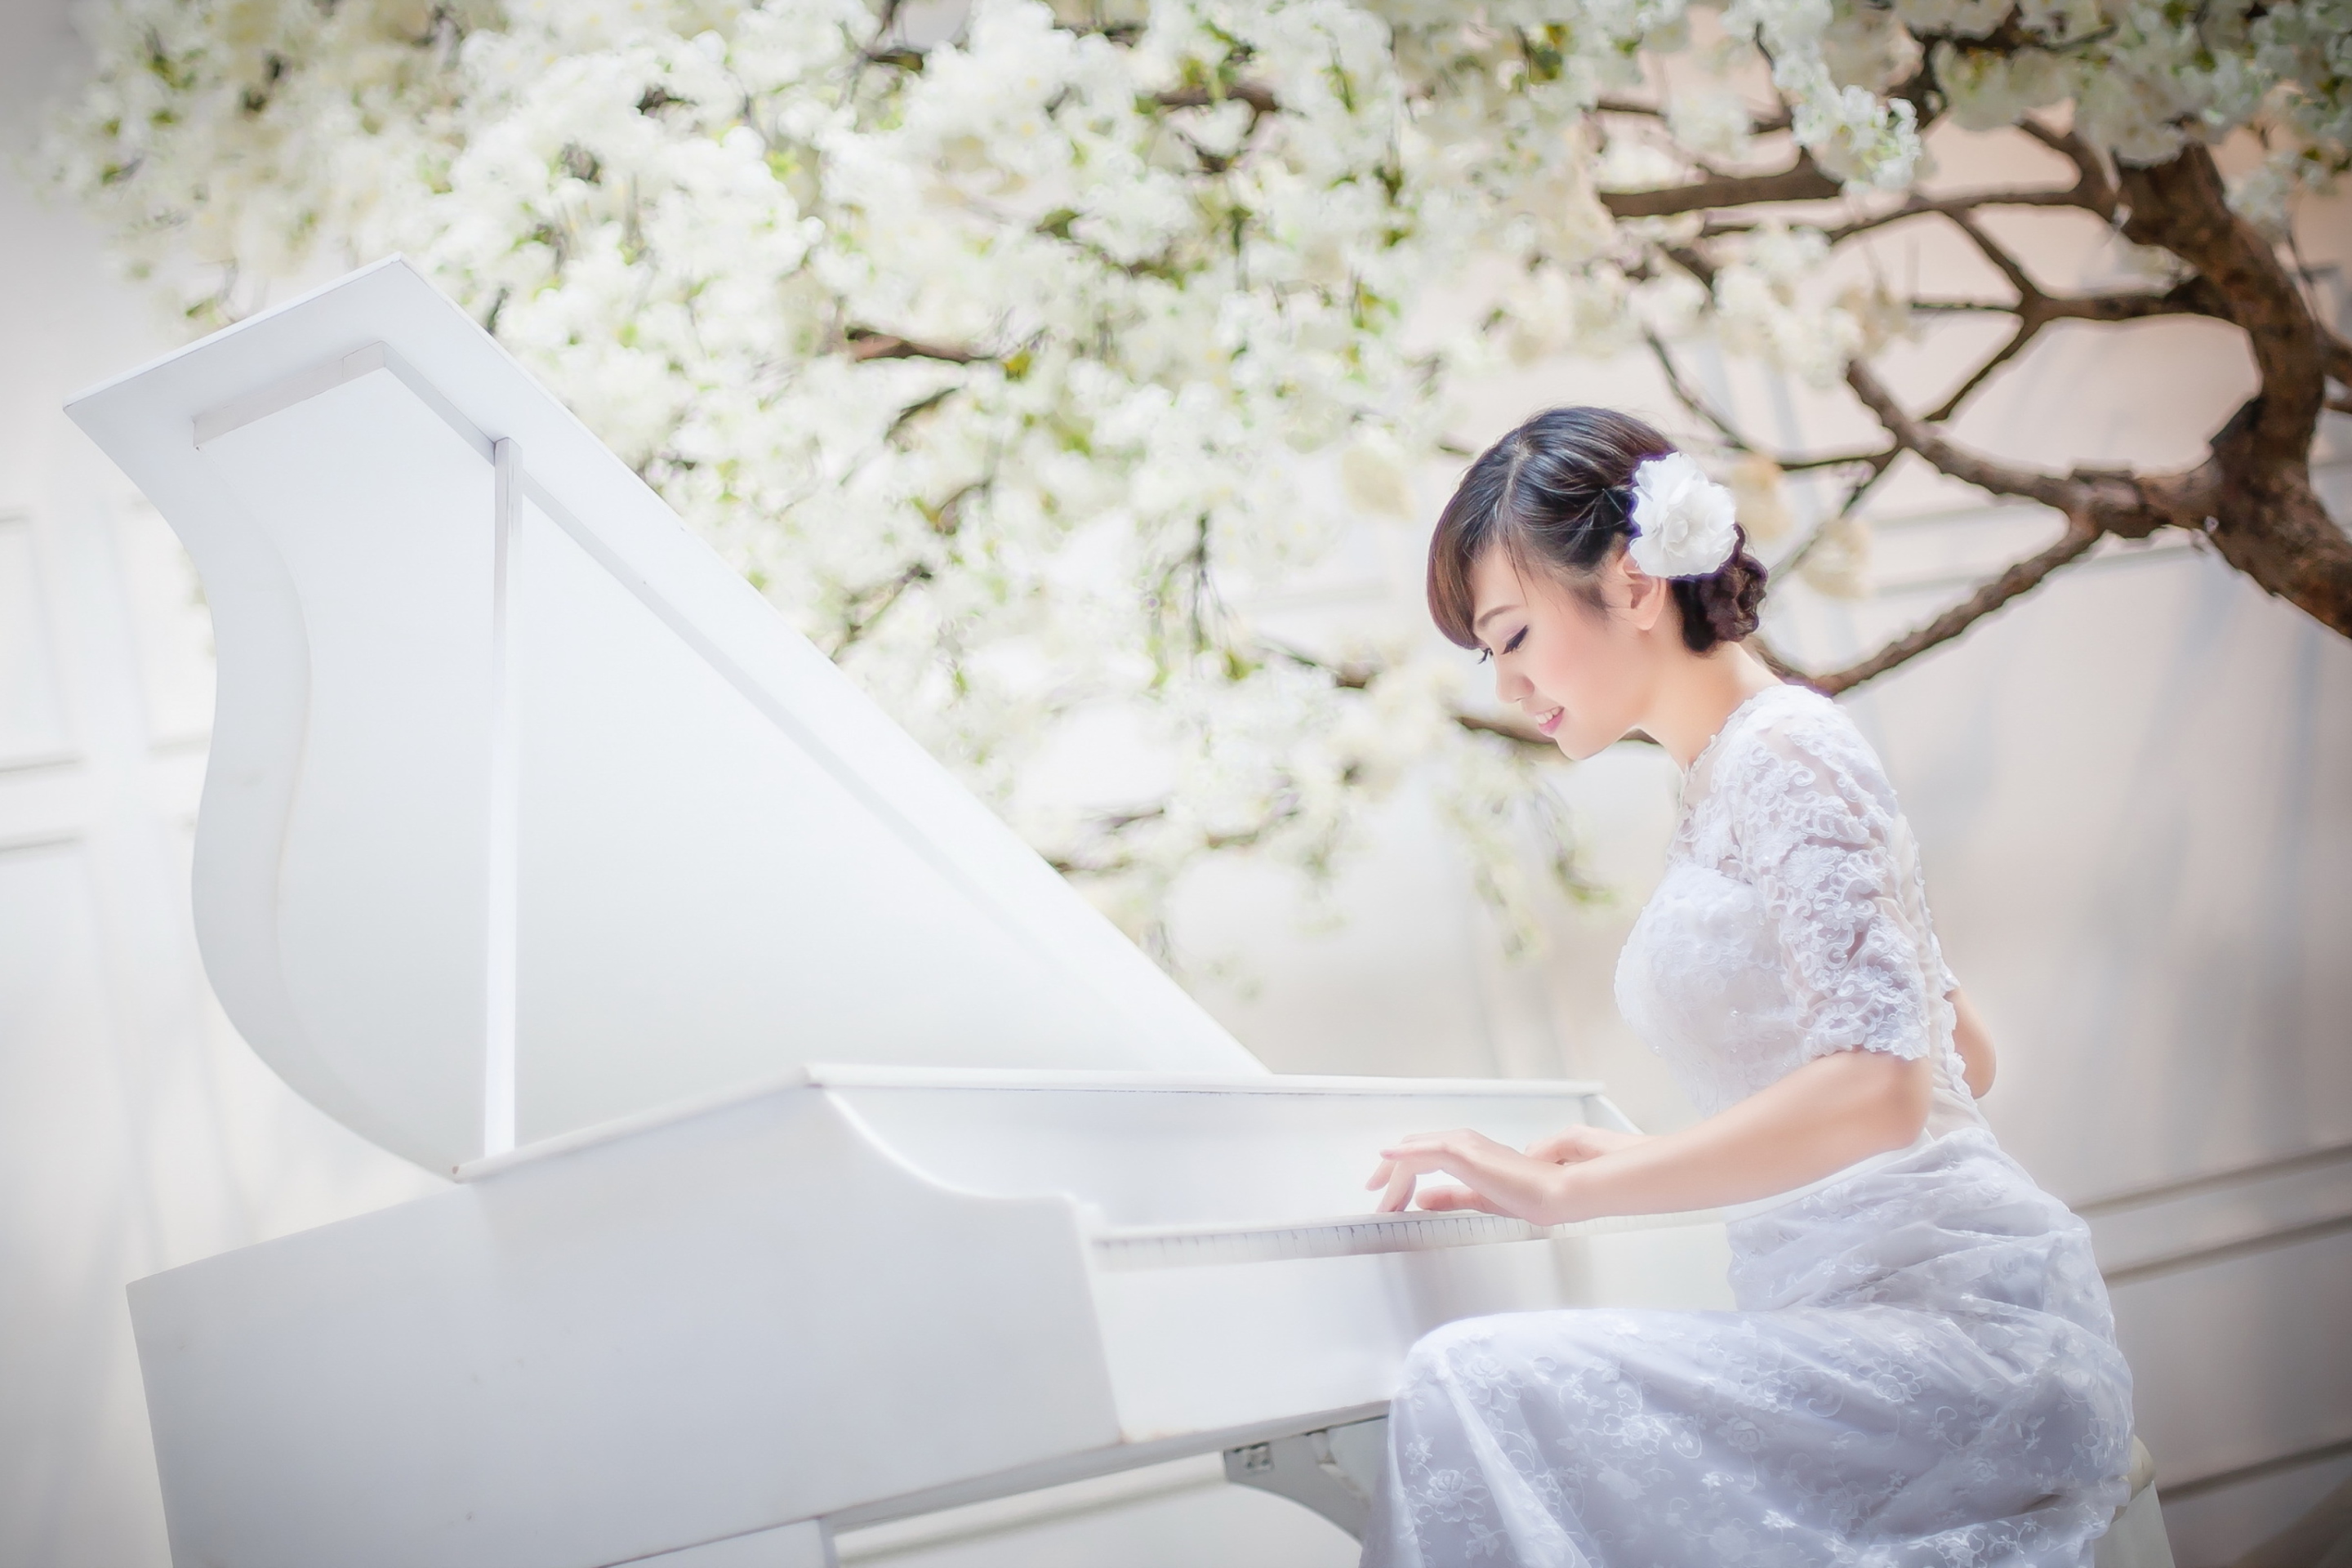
1092;1205;1726;1271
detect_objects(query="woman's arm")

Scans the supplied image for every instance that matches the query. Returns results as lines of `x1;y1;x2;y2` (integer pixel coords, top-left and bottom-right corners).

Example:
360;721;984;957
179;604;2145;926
1367;1049;1932;1223
1949;987;1996;1098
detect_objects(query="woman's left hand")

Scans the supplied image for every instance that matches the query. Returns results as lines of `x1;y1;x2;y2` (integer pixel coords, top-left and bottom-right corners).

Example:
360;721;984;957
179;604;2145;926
1366;1129;1579;1223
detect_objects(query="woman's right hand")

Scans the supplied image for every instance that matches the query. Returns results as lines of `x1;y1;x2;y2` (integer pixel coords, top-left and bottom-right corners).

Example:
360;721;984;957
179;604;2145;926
1525;1125;1649;1165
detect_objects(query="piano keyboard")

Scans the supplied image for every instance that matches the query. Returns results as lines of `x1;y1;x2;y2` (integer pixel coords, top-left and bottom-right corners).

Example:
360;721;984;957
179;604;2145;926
1093;1206;1725;1271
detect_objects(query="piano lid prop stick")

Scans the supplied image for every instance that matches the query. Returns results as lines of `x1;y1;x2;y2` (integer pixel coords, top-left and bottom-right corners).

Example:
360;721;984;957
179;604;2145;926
483;434;521;1160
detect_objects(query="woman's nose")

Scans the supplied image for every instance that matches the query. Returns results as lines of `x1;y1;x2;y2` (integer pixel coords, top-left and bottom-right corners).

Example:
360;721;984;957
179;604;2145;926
1493;660;1530;705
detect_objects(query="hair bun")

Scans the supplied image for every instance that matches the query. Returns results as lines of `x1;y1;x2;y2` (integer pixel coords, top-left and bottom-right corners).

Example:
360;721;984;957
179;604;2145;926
1669;525;1768;653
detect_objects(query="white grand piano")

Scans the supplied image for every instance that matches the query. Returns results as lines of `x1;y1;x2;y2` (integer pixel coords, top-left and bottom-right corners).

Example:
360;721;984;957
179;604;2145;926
69;259;1732;1568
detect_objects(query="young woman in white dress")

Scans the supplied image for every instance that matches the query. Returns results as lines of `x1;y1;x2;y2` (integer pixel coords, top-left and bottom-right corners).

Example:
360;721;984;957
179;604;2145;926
1360;407;2136;1566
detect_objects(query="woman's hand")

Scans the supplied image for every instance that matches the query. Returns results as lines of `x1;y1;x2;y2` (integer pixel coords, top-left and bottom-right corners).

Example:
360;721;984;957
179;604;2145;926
1525;1124;1649;1166
1365;1052;1927;1225
1366;1126;1612;1223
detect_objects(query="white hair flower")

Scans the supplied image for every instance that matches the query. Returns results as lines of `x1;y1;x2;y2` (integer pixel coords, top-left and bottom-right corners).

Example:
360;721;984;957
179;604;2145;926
1626;453;1740;578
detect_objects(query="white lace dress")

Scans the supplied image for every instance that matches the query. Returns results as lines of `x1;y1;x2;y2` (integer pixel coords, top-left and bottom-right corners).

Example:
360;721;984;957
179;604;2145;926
1361;684;2135;1567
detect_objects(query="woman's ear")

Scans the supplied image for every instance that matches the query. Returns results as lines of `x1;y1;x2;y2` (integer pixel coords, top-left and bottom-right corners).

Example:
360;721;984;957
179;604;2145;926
1616;550;1671;634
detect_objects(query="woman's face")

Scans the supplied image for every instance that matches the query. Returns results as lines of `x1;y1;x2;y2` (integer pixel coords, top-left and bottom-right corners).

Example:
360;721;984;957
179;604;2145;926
1466;545;1661;760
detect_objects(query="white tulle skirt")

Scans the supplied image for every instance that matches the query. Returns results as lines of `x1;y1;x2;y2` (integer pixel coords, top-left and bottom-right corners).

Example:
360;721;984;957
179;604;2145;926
1361;1127;2135;1567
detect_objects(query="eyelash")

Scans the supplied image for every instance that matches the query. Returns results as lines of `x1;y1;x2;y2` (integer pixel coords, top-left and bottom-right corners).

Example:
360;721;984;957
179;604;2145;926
1479;628;1528;663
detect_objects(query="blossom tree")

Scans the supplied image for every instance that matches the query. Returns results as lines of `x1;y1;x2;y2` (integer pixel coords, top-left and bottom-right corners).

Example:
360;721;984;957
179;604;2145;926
47;0;2352;950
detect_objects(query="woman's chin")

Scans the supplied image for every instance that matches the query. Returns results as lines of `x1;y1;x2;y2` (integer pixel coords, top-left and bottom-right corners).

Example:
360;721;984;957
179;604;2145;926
1554;726;1613;761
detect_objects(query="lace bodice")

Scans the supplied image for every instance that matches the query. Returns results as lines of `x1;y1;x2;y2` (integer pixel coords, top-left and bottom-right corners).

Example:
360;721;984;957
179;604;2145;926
1615;684;1986;1135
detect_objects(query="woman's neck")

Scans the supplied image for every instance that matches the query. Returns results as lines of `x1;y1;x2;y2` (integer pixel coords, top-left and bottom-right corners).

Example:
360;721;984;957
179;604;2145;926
1642;644;1784;768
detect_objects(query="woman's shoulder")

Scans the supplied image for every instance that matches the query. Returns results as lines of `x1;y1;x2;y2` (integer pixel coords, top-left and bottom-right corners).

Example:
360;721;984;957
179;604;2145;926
1711;684;1902;828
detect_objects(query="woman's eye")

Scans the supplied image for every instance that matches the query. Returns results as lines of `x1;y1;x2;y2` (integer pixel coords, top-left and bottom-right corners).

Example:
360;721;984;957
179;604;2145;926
1476;648;1493;664
1502;627;1528;655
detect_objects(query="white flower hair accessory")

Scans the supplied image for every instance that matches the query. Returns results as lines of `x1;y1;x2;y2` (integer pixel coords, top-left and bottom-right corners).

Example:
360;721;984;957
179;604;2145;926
1624;452;1740;579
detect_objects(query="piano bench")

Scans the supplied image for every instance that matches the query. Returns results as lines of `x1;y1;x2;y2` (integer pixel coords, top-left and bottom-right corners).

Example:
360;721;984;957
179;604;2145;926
1228;1422;2176;1562
2096;1437;2176;1568
1223;1416;1389;1539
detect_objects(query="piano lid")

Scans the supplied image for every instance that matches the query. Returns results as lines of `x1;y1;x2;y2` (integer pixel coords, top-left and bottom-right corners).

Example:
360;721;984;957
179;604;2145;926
67;257;1263;1175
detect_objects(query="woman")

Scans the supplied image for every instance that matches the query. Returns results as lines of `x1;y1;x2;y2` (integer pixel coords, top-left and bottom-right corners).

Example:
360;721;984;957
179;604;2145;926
1360;408;2135;1566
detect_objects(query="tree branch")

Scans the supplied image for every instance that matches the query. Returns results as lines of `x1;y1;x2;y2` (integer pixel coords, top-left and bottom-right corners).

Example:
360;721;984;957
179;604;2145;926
1599;114;2350;692
1792;519;2105;695
1787;119;2116;248
2199;399;2352;635
1593;95;1791;136
1260;639;1559;751
1646;334;1751;451
1600;152;1840;220
1847;360;2190;528
1748;635;1804;682
1909;298;2025;314
846;327;987;363
1912;278;2224;425
1153;82;1281;117
1045;795;1304;877
1805;188;2087;244
2117;145;2325;469
885;385;958;440
1923;316;2039;424
1775;448;1899;578
2012;116;2118;217
1944;208;2039;303
1908;203;2231;424
1781;446;1900;473
1258;640;1376;689
2313;317;2352;393
829;561;933;654
1784;352;2350;684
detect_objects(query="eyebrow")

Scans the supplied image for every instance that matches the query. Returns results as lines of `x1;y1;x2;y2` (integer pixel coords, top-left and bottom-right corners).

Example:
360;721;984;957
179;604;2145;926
1472;604;1520;635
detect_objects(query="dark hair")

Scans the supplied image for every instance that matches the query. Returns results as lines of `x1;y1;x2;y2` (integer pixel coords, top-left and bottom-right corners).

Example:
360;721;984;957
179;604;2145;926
1427;407;1766;654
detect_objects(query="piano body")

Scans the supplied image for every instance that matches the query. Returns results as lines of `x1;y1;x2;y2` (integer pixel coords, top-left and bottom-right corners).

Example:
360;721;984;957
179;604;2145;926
69;259;1731;1568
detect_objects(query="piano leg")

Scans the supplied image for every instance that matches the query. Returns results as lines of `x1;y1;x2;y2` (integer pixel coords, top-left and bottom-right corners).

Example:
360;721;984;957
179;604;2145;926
624;1519;836;1568
1223;1415;1390;1541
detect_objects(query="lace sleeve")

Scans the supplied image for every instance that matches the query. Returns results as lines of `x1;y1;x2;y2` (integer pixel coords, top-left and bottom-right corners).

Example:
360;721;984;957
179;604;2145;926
1725;705;1936;1063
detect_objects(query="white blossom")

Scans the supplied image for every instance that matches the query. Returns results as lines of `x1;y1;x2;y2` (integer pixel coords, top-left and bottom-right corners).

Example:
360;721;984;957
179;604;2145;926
42;0;2350;953
1726;453;1797;546
1935;45;2076;133
1666;86;1755;163
1797;512;1873;599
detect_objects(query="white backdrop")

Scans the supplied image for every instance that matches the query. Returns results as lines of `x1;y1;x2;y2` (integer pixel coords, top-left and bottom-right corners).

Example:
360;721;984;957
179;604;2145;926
2;4;2348;1565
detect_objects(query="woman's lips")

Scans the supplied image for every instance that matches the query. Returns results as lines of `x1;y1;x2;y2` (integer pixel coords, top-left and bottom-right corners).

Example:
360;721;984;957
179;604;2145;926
1536;707;1564;737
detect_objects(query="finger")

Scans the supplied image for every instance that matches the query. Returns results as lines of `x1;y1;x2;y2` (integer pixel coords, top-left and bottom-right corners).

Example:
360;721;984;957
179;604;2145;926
1365;1158;1392;1192
1416;1185;1506;1214
1378;1129;1472;1159
1378;1163;1419;1214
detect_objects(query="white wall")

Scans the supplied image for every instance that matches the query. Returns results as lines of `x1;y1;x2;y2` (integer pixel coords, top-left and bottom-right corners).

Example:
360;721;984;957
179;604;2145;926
2;5;2347;1566
0;10;455;1566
